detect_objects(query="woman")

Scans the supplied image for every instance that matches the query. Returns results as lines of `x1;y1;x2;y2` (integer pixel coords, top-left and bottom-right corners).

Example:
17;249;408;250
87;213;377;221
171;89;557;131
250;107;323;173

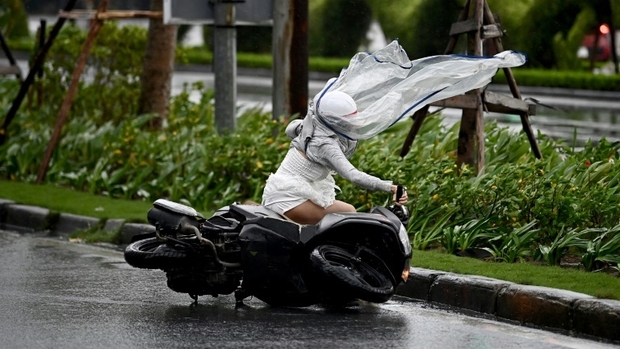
261;90;407;225
262;40;526;224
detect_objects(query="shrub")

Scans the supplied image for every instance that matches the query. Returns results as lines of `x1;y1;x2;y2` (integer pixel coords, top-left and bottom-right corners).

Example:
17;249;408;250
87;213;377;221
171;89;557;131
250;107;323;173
2;77;620;270
402;0;462;58
0;0;29;39
33;22;147;125
493;69;620;91
318;0;373;57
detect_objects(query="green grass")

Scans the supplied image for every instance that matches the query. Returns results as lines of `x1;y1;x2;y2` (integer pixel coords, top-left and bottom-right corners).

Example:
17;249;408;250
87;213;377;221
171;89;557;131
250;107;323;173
0;180;151;222
70;227;123;244
2;178;619;299
412;249;620;299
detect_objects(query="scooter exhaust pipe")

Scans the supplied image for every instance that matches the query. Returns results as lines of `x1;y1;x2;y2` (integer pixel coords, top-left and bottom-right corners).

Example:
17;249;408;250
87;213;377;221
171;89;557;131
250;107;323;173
181;223;241;268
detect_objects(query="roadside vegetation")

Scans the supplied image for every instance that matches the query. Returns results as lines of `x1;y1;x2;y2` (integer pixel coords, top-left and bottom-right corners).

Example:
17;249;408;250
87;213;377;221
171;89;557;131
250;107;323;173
2;48;620;286
1;2;620;299
3;178;620;300
0;179;151;221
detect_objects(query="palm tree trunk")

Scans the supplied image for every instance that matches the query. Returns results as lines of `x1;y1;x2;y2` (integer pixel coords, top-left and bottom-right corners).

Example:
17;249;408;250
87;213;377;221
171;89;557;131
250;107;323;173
138;0;178;130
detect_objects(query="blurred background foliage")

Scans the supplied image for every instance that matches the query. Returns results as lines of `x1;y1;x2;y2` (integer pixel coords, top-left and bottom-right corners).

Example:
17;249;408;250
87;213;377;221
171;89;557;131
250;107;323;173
0;0;29;39
2;70;620;269
5;0;619;69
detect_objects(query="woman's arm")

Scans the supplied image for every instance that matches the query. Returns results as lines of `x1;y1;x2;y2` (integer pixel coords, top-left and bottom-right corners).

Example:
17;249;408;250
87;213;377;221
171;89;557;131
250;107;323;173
313;141;393;192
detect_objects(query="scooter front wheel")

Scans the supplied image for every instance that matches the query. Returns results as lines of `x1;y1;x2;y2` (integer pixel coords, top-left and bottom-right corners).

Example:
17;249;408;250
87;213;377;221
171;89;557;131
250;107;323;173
124;237;190;269
310;245;394;303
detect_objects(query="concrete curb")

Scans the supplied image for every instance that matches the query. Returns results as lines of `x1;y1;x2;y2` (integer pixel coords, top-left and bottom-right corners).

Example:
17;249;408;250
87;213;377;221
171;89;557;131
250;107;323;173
4;203;51;232
396;267;620;343
0;201;152;244
54;212;100;236
0;200;619;344
120;222;155;243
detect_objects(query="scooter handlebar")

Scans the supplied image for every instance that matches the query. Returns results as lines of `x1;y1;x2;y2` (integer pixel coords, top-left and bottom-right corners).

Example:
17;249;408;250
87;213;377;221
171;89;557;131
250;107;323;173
396;184;406;202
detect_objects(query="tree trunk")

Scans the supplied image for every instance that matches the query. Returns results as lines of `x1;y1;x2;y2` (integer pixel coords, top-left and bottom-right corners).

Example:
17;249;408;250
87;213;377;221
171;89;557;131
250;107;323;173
138;0;177;130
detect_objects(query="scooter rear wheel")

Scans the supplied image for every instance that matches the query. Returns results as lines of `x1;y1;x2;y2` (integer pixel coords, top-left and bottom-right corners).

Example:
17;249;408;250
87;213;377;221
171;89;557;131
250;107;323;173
310;245;394;303
124;237;190;269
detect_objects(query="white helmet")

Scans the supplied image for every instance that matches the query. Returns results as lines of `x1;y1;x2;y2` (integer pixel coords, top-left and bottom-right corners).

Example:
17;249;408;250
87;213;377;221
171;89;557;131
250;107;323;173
316;91;357;118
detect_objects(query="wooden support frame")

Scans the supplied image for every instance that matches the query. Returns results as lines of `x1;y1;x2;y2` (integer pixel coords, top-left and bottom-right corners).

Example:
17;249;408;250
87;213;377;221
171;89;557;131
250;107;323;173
0;65;21;76
0;0;79;146
400;0;542;173
59;10;163;20
36;1;112;183
428;90;536;115
0;0;164;181
0;29;23;80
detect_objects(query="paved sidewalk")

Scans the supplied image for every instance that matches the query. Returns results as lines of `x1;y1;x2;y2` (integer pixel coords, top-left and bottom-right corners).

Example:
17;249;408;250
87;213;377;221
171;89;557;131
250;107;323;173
0;198;619;344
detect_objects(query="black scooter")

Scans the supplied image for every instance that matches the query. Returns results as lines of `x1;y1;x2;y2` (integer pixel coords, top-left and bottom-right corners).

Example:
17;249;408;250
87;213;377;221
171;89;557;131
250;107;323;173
124;186;412;307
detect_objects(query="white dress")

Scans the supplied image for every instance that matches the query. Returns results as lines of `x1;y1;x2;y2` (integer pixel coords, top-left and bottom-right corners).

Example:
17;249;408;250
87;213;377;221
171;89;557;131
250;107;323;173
261;148;338;214
261;121;393;215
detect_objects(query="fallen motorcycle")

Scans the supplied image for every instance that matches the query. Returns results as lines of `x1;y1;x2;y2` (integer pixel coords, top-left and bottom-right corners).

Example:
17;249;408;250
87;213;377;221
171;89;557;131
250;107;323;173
124;188;412;307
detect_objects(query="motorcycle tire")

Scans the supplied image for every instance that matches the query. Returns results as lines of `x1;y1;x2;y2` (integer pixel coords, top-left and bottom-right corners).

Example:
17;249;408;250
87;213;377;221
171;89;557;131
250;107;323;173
124;237;190;269
310;245;394;303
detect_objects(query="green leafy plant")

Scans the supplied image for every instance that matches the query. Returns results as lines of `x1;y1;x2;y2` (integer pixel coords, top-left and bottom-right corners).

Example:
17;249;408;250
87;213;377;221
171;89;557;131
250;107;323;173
70;226;121;244
483;221;540;263
581;225;620;272
537;226;590;266
440;217;496;255
457;218;496;253
409;206;456;251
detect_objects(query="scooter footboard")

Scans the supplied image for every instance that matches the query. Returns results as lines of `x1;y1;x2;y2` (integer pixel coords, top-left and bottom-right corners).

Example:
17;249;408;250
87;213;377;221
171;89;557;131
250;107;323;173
237;217;317;306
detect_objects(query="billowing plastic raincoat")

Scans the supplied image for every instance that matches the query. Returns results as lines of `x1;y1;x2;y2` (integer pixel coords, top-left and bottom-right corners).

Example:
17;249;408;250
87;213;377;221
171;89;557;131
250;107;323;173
308;40;527;140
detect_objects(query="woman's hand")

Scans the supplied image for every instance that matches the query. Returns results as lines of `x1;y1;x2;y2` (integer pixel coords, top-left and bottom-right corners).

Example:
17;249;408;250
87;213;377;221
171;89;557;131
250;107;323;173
391;185;408;206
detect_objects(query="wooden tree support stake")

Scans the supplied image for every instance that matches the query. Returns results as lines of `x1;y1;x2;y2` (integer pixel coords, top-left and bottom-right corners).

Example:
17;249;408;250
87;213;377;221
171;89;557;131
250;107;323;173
0;0;79;146
482;0;542;160
400;106;429;157
400;0;542;173
36;0;109;184
0;30;22;80
59;10;163;20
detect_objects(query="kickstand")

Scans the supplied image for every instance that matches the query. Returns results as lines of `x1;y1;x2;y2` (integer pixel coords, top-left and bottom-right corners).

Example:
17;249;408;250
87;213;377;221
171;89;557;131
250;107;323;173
234;288;250;307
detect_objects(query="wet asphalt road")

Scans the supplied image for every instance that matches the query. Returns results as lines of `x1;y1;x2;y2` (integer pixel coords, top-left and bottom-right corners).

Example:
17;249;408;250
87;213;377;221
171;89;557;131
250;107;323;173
0;230;617;349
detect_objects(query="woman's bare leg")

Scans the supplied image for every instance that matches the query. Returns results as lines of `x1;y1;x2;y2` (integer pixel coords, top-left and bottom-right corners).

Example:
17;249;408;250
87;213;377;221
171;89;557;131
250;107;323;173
284;200;355;225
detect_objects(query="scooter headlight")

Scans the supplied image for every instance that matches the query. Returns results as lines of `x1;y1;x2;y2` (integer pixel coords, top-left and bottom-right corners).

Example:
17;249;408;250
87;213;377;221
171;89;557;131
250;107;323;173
402;258;411;282
398;224;412;255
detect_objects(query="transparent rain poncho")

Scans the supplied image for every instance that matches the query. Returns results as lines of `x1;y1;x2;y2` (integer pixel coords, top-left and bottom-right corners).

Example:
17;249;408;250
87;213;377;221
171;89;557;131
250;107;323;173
311;40;527;140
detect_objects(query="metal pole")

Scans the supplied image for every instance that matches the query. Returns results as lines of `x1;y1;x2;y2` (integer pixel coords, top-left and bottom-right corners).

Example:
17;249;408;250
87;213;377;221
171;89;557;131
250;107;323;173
272;0;289;120
213;0;238;133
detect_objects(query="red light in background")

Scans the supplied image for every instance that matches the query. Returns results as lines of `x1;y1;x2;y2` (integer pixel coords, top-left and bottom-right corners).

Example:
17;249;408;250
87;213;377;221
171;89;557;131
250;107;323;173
600;24;610;35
